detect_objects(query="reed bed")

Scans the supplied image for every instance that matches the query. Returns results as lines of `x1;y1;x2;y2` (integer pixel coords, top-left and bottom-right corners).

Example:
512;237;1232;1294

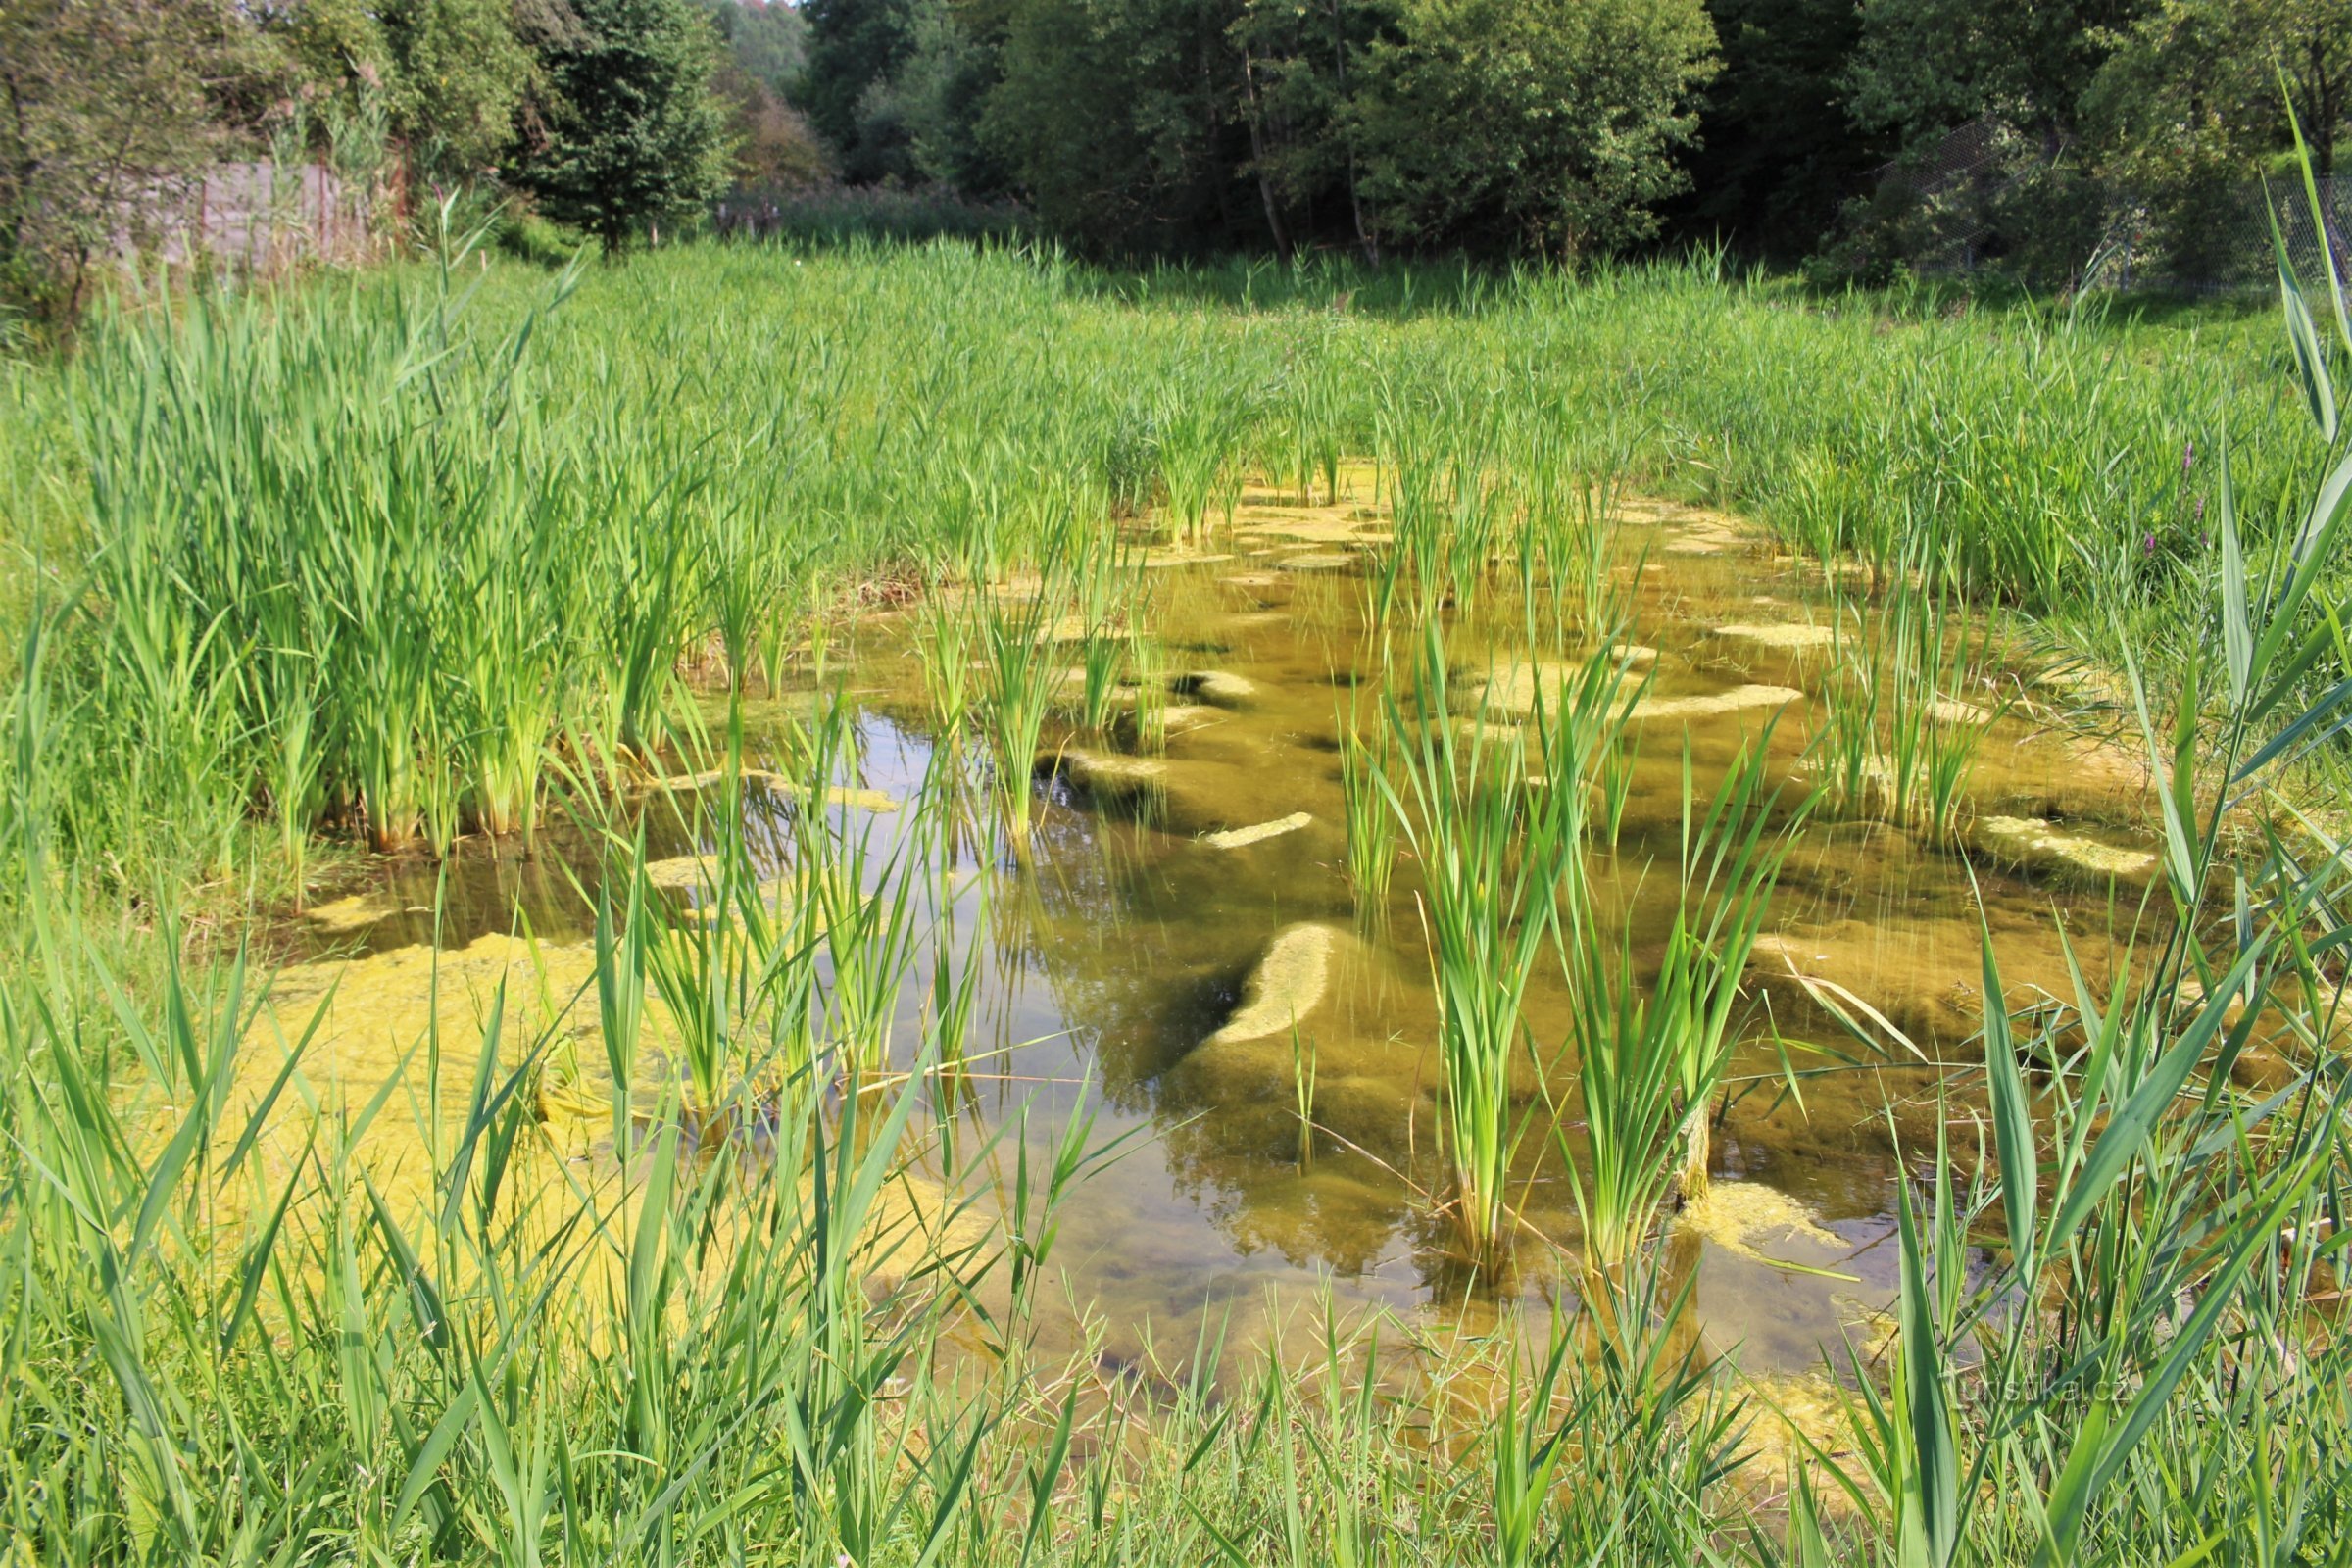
1;177;2351;1567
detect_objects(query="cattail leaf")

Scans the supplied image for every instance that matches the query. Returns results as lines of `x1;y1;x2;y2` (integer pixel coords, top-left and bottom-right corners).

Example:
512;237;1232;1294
2033;1400;2113;1567
2281;79;2352;357
1979;932;2036;1276
2124;651;2201;908
1894;1177;1960;1568
2094;1156;2325;1495
391;1378;482;1533
2246;441;2352;690
218;1122;318;1357
2269;186;2338;443
2047;938;2265;1252
2218;431;2250;711
215;989;328;1188
2238;669;2352;782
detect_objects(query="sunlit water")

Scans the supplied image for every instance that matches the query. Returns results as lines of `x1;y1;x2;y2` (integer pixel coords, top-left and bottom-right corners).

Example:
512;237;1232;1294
262;488;2164;1399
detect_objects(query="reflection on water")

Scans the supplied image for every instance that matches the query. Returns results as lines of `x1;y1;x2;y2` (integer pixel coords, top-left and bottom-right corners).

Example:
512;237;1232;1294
274;492;2159;1389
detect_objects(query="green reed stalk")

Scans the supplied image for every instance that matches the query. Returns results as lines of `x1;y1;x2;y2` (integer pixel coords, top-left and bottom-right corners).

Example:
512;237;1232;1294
1129;633;1170;755
1659;734;1797;1200
808;808;927;1076
982;590;1057;850
1380;623;1576;1264
1816;553;2001;843
917;584;978;741
1558;893;1688;1283
1289;1021;1318;1168
1339;703;1397;914
1077;631;1126;734
1441;437;1500;619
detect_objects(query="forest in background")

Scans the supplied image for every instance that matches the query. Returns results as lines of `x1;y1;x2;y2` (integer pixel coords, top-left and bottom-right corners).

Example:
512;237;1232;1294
4;0;2351;328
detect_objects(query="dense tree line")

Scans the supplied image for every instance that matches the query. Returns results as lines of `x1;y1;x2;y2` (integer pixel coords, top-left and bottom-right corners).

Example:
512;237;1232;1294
796;0;2352;277
4;0;2348;328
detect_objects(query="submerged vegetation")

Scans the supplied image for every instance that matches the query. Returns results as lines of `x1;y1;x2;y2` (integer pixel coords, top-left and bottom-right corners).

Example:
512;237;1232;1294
3;202;2352;1565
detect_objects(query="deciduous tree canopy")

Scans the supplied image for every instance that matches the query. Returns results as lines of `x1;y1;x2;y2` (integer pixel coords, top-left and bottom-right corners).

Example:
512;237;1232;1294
8;0;2352;329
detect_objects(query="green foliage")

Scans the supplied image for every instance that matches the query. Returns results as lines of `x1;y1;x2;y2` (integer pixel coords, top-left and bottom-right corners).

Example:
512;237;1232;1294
2086;0;2352;281
6;184;2352;1566
514;0;734;250
980;0;1243;252
799;0;1000;188
704;0;809;97
0;0;280;324
1676;0;1888;260
379;0;540;177
1844;0;2128;148
1351;0;1719;257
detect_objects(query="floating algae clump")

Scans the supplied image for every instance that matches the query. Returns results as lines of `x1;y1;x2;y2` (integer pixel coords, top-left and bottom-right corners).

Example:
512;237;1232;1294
302;891;408;932
1710;622;1837;652
651;769;899;812
1629;684;1804;722
1200;811;1313;850
1677;1182;1844;1261
1180;670;1262;708
1929;696;1993;725
1477;661;1583;717
1208;922;1340;1043
1056;748;1168;794
1975;815;2158;880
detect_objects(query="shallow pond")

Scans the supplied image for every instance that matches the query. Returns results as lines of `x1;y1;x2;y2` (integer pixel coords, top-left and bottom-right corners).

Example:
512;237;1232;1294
259;479;2171;1401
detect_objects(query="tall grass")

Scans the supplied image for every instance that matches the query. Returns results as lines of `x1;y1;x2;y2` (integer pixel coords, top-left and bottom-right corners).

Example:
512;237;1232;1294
1381;626;1638;1264
1814;536;2005;842
1380;624;1561;1265
2;171;2350;1568
1782;139;2352;1565
8;232;2327;901
1338;702;1396;914
1658;734;1796;1201
981;590;1057;852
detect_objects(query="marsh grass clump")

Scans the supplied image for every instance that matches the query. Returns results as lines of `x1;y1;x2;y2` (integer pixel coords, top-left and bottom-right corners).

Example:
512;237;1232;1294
1655;735;1798;1201
1381;624;1560;1265
916;582;979;742
1815;548;2007;843
1381;624;1640;1265
980;588;1059;852
1071;534;1144;735
1557;893;1690;1290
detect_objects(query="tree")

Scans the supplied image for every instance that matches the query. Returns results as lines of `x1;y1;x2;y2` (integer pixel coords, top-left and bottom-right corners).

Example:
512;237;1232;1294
514;0;733;249
1350;0;1719;258
711;59;829;190
1843;0;2137;151
799;0;916;162
0;0;279;325
980;0;1254;252
1674;0;1888;261
705;0;809;99
373;0;540;177
1229;0;1394;258
1827;0;2138;283
700;0;824;190
799;0;1001;185
2082;0;2352;279
2093;0;2352;178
